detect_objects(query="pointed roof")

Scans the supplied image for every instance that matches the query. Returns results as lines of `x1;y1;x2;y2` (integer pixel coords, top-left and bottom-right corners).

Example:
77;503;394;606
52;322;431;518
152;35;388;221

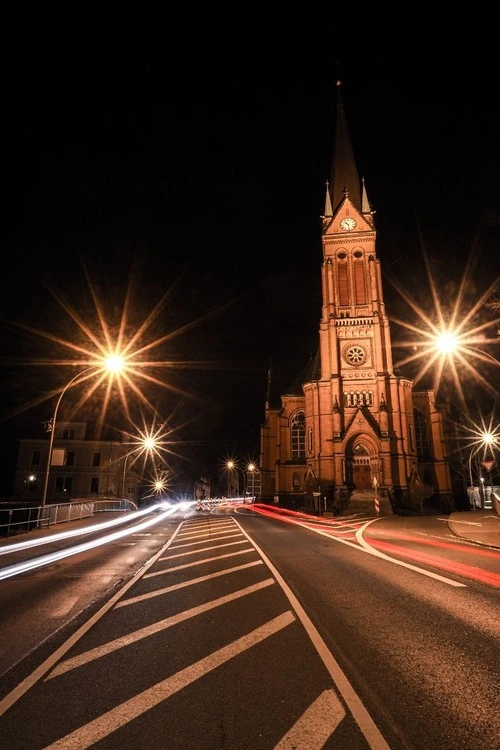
328;80;361;215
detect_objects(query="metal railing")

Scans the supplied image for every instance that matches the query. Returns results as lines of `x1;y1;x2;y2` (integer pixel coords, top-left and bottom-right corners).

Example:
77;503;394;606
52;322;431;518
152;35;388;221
0;499;137;538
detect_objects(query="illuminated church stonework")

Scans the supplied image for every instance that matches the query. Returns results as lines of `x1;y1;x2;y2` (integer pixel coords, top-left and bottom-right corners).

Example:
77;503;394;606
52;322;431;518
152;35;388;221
259;86;454;515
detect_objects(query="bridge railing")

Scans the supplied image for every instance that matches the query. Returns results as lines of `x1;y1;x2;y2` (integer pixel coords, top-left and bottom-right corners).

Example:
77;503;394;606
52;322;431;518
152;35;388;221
0;498;137;538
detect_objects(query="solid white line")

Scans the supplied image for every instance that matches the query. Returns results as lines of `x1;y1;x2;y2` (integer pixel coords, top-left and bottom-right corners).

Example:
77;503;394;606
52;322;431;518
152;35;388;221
47;579;276;679
354;520;467;587
169;532;243;549
176;522;236;539
44;612;295;749
144;548;256;578
274;689;345;750
159;540;249;560
264;512;467;588
115;560;264;608
233;519;391;750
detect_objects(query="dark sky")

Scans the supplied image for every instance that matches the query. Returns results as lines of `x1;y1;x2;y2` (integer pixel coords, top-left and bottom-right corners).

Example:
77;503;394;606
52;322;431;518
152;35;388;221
1;45;499;495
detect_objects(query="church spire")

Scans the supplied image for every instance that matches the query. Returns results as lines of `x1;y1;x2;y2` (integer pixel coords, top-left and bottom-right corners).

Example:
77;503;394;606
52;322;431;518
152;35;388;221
329;80;361;214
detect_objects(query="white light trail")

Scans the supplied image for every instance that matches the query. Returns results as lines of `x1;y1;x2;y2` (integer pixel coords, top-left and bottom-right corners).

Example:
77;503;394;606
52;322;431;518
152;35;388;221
0;506;188;581
0;506;161;556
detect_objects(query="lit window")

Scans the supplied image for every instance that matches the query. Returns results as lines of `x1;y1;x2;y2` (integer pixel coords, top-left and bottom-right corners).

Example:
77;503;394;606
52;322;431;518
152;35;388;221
291;411;306;459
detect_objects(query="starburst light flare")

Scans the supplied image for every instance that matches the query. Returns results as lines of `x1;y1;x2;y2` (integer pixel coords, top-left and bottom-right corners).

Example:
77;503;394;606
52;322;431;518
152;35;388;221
386;242;500;405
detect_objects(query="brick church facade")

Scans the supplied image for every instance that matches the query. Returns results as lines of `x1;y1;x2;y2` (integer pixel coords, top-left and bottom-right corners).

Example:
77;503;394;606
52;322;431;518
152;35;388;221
259;84;454;516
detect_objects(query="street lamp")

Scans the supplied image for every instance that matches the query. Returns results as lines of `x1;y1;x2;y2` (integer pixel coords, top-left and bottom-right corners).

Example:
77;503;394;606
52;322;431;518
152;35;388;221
468;430;498;510
226;460;239;497
121;435;159;499
247;462;257;501
41;367;95;508
225;460;258;500
41;356;126;508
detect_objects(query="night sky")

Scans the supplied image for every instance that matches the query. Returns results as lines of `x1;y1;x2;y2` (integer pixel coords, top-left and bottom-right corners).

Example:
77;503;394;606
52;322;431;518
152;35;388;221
1;45;499;496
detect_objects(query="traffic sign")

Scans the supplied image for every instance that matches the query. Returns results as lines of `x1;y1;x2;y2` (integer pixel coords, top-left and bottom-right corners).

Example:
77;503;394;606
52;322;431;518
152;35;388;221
481;460;495;472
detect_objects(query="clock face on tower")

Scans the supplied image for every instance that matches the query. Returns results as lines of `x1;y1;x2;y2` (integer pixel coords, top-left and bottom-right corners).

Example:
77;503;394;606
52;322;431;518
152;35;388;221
340;217;357;231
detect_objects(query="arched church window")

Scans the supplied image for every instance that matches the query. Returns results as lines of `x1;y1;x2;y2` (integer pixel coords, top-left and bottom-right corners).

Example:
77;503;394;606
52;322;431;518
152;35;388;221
291;411;306;459
414;408;430;459
292;472;301;490
307;426;313;453
343;390;374;407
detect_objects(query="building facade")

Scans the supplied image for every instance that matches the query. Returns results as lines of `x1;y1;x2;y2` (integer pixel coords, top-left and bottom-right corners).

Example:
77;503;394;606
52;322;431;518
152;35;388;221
260;84;454;515
13;421;143;504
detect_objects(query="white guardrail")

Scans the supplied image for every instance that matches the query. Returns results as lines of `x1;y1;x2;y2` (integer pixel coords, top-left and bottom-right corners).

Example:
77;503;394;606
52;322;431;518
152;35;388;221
0;499;137;538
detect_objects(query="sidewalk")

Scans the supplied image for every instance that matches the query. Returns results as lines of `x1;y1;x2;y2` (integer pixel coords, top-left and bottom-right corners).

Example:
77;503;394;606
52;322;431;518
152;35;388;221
448;510;500;550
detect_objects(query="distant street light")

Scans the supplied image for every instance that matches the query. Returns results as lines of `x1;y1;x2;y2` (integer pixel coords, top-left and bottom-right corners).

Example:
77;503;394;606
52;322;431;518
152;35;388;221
226;460;238;497
121;434;159;499
468;430;498;510
247;463;257;501
225;459;258;500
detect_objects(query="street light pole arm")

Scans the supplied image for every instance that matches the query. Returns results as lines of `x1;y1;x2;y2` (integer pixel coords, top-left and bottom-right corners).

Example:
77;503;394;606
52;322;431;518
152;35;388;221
468;347;500;368
41;368;96;507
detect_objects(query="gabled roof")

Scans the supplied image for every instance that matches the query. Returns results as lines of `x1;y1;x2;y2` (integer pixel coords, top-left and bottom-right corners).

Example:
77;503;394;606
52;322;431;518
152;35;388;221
344;406;381;438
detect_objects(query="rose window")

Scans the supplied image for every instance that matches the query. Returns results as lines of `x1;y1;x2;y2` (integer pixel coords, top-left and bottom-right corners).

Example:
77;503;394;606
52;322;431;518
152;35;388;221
345;346;366;365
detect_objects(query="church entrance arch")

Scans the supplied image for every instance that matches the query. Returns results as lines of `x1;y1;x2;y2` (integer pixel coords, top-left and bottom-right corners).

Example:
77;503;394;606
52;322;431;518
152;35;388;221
351;443;373;489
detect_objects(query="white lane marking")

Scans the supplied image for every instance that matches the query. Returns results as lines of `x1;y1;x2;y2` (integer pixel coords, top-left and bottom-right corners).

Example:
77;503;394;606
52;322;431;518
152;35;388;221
47;579;276;679
170;532;243;549
177;521;236;538
44;612;295;750
144;548;255;578
274;689;345;750
159;540;249;560
355;520;467;587
234;519;391;750
258;511;467;588
0;521;186;717
115;560;264;608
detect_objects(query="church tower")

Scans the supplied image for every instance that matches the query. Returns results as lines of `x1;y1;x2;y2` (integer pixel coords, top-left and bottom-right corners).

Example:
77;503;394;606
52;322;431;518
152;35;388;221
260;82;454;515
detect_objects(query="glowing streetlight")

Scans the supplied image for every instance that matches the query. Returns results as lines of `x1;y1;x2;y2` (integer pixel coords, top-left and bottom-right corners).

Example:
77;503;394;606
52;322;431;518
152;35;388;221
121;433;159;499
467;429;498;510
41;355;126;508
435;331;458;354
247;462;257;501
225;459;258;500
226;460;238;497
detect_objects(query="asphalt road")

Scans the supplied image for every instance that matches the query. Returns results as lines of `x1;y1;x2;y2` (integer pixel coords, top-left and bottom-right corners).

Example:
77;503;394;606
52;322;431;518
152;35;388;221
0;505;498;749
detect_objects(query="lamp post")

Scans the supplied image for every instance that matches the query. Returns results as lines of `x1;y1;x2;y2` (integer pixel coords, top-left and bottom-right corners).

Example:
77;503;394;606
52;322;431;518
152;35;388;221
41;367;96;508
247;462;256;501
468;449;478;511
468;430;498;511
41;354;126;509
226;460;258;500
226;460;239;497
121;435;159;499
